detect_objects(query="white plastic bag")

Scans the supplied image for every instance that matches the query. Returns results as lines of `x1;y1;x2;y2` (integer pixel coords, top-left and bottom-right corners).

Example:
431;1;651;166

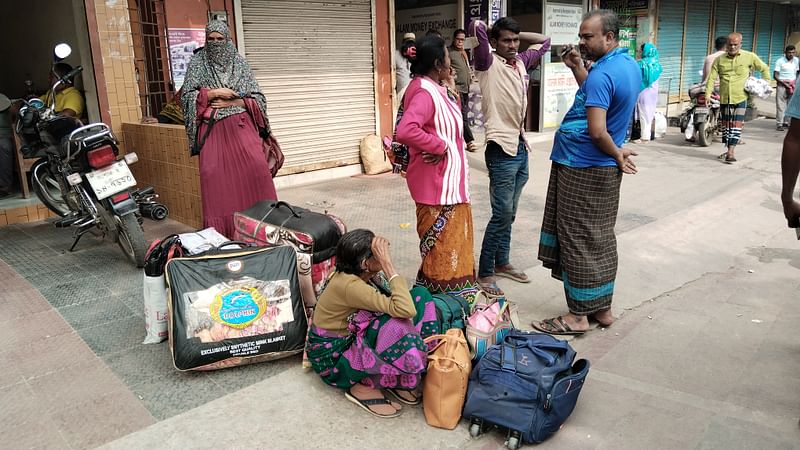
178;227;230;255
744;76;774;99
143;273;169;344
684;114;695;141
654;112;667;139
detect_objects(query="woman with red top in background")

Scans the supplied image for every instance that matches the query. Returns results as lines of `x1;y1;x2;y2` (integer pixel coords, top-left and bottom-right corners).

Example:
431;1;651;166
182;20;277;238
396;35;478;302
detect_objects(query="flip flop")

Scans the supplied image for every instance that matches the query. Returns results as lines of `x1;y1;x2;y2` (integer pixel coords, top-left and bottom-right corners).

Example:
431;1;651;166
386;388;422;406
495;266;530;283
345;389;402;418
724;156;737;164
531;316;586;336
478;280;505;297
717;153;727;160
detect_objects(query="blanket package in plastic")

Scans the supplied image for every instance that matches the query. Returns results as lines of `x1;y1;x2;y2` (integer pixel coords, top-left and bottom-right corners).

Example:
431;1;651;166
165;245;308;371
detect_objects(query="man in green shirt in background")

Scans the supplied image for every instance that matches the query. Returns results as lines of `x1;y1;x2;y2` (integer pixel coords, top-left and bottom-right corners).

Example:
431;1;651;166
705;32;771;164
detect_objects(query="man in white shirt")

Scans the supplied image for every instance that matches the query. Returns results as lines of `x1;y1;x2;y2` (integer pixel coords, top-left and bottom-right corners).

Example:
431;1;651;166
774;45;800;131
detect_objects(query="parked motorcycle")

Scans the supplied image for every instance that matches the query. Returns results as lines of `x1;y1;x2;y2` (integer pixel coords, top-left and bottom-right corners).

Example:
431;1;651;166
679;82;721;147
14;44;155;267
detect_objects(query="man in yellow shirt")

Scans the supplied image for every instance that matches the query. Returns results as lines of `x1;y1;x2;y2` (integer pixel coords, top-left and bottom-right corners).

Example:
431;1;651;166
705;32;771;163
39;63;85;118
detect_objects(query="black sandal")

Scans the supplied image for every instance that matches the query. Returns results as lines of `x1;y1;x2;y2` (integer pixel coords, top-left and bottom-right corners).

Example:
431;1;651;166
386;388;422;406
345;389;401;418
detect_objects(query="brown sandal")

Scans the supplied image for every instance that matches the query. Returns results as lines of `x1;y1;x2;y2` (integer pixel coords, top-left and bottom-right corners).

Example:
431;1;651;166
531;316;586;336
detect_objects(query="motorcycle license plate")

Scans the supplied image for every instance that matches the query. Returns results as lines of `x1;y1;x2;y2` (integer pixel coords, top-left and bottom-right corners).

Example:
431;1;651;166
694;107;708;115
85;161;136;200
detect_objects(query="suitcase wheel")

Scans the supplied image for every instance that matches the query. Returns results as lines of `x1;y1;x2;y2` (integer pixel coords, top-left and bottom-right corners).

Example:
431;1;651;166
506;430;521;450
469;418;484;438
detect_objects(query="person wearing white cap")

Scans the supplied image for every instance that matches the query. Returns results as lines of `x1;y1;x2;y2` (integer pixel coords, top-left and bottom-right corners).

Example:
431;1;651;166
0;93;13;198
395;33;416;95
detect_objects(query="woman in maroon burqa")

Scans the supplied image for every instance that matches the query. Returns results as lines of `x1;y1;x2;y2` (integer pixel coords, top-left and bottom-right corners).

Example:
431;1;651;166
182;20;277;238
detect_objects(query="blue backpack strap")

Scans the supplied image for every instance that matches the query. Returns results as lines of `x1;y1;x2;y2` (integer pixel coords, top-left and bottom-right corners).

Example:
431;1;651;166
500;341;516;372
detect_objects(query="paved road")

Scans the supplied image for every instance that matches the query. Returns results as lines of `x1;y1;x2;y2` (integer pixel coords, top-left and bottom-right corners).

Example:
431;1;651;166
2;117;799;449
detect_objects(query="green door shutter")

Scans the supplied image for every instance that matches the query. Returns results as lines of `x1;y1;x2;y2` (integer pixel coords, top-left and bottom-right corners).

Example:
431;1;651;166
771;5;788;68
657;0;686;100
755;1;774;64
736;1;756;51
682;0;712;89
714;0;736;39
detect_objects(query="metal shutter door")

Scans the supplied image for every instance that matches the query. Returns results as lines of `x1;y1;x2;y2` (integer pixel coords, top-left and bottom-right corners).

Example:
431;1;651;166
657;0;685;101
682;0;711;90
755;2;773;63
240;0;375;174
736;1;756;51
713;0;736;40
771;5;788;68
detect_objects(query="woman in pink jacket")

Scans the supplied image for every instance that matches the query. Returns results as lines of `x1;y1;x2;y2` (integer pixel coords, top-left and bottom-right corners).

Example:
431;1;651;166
396;35;478;302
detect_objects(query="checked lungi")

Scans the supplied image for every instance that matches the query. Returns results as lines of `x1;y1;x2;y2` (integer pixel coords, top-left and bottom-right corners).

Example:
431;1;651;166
720;100;747;147
538;163;622;315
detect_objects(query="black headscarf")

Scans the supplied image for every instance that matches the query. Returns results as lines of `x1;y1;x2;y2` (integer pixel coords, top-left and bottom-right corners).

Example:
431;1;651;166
182;20;268;152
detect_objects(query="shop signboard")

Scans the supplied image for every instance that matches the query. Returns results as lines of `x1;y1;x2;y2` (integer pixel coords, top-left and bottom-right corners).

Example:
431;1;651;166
168;28;205;90
396;4;459;46
599;0;649;14
464;0;488;27
542;62;579;129
544;3;583;46
489;0;501;25
619;28;638;57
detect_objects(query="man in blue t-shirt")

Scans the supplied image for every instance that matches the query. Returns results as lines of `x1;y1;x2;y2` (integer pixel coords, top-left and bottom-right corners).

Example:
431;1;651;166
534;9;641;336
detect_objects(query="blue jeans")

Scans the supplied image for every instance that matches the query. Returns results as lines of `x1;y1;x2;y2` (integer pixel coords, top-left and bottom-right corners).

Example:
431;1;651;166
478;138;529;278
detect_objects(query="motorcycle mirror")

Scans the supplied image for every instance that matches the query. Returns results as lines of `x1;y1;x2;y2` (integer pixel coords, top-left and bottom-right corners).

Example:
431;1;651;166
54;43;72;61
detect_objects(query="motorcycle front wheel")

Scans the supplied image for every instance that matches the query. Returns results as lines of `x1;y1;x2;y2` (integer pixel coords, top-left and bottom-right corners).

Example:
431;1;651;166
116;214;147;267
698;122;714;147
31;159;71;216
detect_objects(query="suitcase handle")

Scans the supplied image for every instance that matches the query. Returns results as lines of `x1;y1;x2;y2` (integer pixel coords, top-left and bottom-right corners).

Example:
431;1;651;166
260;201;301;224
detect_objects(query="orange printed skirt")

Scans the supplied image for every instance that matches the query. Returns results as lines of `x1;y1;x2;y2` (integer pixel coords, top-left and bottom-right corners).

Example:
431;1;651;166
415;203;478;301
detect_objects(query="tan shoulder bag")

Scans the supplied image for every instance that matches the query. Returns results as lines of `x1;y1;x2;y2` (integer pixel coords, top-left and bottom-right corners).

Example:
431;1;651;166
422;328;471;429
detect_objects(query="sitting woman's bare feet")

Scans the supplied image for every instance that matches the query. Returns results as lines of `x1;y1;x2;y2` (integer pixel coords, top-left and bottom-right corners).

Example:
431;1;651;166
591;309;615;327
346;382;402;418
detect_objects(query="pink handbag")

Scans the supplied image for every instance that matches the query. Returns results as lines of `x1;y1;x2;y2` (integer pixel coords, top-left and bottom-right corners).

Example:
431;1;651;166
465;294;518;360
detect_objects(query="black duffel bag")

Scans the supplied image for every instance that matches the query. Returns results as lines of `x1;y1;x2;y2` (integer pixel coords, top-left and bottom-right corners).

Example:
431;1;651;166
233;200;344;264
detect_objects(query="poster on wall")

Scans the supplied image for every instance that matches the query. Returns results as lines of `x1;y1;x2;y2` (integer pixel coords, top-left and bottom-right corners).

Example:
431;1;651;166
543;62;579;129
168;28;205;90
396;4;459;47
619;28;638;57
544;4;583;46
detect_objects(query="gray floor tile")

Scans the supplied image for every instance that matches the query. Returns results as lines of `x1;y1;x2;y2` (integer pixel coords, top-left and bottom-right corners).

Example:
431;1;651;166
104;343;176;388
58;295;137;331
130;373;226;420
79;316;145;357
206;355;299;393
37;276;115;308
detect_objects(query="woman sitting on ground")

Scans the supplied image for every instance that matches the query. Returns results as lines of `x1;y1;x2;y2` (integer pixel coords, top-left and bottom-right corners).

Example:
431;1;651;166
307;229;437;418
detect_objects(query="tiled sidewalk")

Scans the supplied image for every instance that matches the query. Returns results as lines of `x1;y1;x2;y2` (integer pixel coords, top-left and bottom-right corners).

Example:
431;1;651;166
0;259;154;449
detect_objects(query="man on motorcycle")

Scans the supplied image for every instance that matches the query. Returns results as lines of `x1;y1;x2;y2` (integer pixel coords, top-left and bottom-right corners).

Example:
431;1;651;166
705;32;771;164
39;63;84;118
